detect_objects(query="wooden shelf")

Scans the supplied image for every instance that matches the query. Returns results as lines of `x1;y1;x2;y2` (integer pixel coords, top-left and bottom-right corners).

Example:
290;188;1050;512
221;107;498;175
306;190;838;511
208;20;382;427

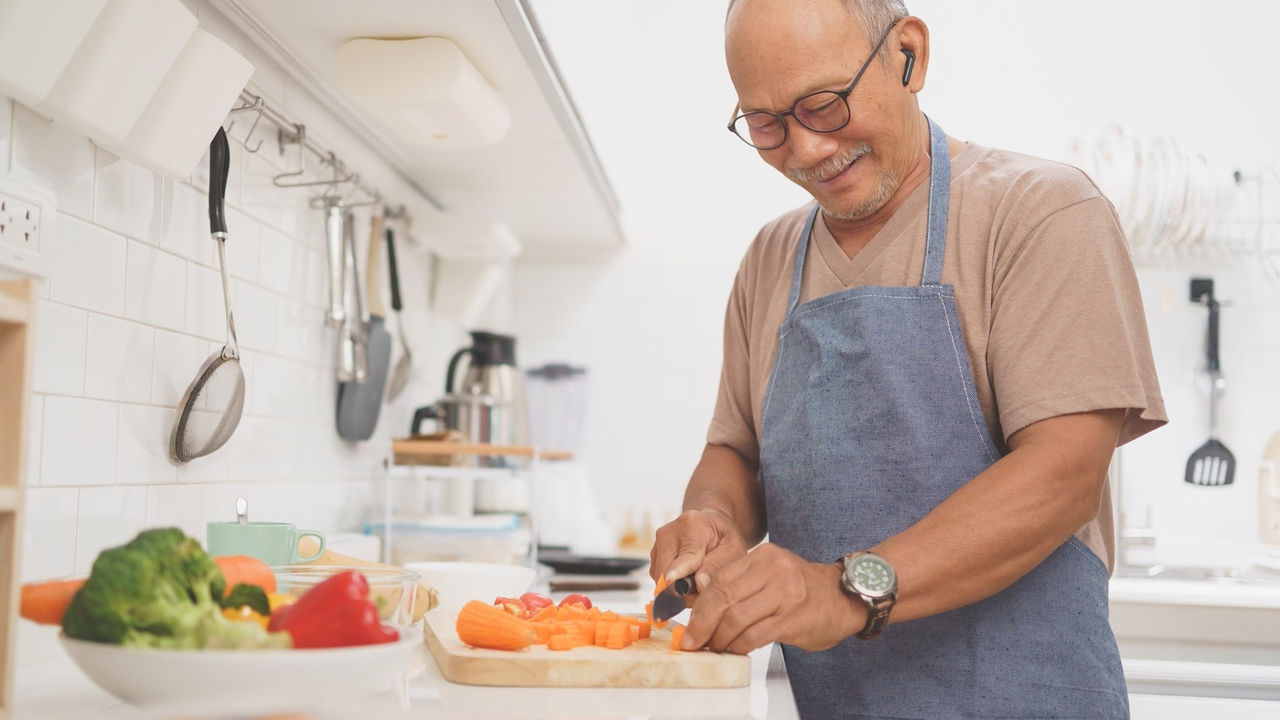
0;292;30;325
391;439;573;466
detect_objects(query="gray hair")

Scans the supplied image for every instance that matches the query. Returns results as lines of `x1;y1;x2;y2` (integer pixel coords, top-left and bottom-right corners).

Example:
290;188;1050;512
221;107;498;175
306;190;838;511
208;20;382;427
727;0;910;62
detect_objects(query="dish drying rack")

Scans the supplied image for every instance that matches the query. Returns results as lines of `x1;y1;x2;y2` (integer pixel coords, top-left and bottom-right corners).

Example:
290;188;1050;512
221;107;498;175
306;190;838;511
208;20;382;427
377;439;572;568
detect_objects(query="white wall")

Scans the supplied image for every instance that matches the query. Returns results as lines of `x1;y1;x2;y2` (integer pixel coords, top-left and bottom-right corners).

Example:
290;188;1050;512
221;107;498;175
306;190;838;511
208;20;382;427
7;0;463;596
520;0;1280;567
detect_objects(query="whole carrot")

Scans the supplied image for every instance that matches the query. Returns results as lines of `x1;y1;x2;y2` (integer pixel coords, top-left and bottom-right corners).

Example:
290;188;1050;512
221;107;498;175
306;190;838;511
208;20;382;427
20;578;85;625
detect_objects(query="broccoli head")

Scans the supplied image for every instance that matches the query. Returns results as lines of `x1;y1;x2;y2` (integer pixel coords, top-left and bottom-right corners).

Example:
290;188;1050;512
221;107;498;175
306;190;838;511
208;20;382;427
62;527;288;650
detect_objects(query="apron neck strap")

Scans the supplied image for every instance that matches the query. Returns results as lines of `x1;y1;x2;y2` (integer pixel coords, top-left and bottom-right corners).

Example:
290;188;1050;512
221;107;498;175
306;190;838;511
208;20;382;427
785;115;952;317
920;115;950;287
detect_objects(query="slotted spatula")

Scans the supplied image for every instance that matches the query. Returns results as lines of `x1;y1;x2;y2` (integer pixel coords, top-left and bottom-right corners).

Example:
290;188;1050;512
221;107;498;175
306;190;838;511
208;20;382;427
1185;288;1235;486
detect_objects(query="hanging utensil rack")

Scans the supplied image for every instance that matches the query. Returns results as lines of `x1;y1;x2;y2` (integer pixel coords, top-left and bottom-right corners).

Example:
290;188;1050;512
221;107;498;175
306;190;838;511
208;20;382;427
225;89;431;214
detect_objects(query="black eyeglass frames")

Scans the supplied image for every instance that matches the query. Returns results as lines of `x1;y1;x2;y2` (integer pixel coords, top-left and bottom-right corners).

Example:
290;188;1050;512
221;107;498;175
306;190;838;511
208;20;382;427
726;19;900;150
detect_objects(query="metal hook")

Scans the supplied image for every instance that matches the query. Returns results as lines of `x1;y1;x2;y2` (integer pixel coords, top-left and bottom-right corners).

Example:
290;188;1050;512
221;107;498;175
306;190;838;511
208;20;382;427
271;123;309;187
226;96;267;153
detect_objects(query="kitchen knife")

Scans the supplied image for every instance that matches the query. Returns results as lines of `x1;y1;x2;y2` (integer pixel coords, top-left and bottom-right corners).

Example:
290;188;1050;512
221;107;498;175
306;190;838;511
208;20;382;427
651;574;697;622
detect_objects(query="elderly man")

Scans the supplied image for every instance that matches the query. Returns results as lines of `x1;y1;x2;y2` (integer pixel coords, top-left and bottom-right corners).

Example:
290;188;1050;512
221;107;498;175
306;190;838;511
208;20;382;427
648;0;1167;717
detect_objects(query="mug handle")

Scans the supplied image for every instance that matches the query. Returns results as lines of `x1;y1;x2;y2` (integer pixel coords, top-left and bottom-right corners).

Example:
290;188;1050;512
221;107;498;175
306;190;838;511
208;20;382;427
294;531;326;562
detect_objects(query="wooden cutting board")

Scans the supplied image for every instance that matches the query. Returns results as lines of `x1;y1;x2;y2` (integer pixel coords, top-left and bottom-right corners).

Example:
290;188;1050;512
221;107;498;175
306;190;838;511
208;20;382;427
423;611;750;688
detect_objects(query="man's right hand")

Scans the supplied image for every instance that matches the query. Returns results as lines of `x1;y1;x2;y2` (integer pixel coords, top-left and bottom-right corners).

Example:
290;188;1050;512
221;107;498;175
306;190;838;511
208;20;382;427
649;507;749;600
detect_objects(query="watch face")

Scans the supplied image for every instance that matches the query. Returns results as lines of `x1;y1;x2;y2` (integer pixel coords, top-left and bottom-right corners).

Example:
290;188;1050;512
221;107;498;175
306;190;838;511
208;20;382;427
850;555;895;595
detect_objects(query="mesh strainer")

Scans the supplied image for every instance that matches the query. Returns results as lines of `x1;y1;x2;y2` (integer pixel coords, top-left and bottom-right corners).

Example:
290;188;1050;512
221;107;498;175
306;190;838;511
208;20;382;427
170;127;245;463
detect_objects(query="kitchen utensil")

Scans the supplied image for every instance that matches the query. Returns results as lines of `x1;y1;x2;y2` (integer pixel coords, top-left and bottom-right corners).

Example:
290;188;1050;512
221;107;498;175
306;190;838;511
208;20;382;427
534;550;648;576
1185;280;1235;486
335;211;366;384
170;128;245;463
295;536;438;620
385;224;414;401
60;625;420;708
651;574;697;623
1260;431;1280;545
404;561;535;615
205;520;325;566
524;363;588;456
423;614;749;688
336;215;392;441
410;386;507;443
443;330;529;446
273;564;420;625
322;198;345;329
235;496;247;525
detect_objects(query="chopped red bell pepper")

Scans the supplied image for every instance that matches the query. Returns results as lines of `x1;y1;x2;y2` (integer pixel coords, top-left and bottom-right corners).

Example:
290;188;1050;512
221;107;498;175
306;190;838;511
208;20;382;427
519;592;554;613
559;593;592;609
267;570;398;648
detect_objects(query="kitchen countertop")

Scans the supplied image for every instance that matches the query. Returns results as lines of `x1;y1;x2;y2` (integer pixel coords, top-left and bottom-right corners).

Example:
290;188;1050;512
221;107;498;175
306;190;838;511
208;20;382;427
13;586;1280;718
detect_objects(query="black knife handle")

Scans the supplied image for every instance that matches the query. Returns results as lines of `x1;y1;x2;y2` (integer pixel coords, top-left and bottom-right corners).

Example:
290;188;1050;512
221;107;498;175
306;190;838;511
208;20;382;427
385;226;403;312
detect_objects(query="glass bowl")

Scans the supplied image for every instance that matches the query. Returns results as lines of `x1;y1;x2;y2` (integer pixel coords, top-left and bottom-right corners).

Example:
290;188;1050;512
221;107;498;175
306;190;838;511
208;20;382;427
272;564;421;625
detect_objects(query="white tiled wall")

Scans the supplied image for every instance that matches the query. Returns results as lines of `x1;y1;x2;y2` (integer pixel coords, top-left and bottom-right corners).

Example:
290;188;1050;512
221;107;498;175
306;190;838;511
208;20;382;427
7;1;449;593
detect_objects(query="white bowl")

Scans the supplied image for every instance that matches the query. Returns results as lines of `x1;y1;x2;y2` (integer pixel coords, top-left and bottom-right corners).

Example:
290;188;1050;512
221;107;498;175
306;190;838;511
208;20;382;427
60;626;421;708
404;561;535;614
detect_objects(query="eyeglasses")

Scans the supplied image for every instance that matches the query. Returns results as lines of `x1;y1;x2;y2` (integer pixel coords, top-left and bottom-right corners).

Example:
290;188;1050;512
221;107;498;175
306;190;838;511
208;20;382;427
727;20;900;150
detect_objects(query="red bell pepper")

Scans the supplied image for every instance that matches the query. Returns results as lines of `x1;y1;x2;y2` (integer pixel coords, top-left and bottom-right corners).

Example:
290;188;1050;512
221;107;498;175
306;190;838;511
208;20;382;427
267;570;398;648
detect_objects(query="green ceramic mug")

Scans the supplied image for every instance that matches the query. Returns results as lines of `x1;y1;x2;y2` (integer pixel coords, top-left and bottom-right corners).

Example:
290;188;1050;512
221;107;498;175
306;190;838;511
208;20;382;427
206;521;325;566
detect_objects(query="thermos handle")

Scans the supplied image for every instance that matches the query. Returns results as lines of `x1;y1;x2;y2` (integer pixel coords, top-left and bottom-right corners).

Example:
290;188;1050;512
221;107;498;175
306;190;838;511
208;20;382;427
411;406;441;436
445;346;471;393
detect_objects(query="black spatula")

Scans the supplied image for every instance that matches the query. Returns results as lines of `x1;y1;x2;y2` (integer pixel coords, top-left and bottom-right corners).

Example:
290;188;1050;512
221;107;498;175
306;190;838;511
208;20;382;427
1185;281;1234;486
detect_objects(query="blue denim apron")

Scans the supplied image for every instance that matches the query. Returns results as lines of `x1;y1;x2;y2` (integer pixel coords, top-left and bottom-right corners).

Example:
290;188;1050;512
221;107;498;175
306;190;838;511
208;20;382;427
758;118;1128;719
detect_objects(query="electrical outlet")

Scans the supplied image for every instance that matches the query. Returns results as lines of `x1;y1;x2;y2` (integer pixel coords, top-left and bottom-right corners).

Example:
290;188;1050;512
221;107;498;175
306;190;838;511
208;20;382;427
0;177;56;278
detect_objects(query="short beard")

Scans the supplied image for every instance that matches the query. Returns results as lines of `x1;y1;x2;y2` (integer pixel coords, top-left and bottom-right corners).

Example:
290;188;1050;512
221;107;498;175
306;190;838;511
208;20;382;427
786;143;898;222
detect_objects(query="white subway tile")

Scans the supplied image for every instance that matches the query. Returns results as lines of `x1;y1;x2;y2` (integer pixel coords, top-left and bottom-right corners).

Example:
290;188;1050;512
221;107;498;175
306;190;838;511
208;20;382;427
151;329;210;407
94;148;164;243
0;96;10;174
20;488;79;582
146;484;205;542
116;404;178;485
232;280;276;353
41;396;117;486
84;314;154;403
201;481;257;528
123;240;187;331
225;207;261;283
10;103;94;220
249;353;293;418
175;442;231;483
25;395;43;486
256;225;296;296
161;181;215;266
275;297;323;362
185;262;233;342
49;214;127;315
31;300;86;395
304;247;328;310
74;486;148;573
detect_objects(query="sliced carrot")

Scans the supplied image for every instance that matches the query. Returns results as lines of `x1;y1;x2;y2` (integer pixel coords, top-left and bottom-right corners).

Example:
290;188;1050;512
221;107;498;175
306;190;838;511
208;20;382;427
605;623;631;649
670;625;687;651
548;634;575;651
629;624;640;642
20;578;85;625
637;619;652;639
531;621;555;644
456;600;536;650
585;606;602;622
534;605;557;622
654;575;669;595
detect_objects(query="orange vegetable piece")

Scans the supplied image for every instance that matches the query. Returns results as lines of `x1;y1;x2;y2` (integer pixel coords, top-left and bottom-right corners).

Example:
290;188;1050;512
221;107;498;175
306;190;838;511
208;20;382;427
456;600;536;651
214;555;277;595
531;621;555;644
548;634;575;651
629;624;640;642
534;606;556;622
593;622;610;647
645;600;670;630
19;577;85;625
637;620;652;639
605;623;631;649
670;625;688;651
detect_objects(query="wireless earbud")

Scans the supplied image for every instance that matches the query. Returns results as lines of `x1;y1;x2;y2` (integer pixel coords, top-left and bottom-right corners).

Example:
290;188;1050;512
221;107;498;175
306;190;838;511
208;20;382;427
901;48;916;86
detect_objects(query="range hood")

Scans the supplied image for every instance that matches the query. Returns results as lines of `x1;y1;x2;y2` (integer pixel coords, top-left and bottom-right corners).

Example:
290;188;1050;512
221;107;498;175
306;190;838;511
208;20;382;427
209;0;624;260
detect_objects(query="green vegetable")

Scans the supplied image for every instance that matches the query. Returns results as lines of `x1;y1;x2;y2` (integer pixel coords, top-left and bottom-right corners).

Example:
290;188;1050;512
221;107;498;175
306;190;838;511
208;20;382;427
220;583;270;616
61;528;290;650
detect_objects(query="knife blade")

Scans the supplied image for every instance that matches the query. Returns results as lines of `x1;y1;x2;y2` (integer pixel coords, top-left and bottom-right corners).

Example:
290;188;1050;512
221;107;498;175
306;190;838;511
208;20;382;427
652;574;697;622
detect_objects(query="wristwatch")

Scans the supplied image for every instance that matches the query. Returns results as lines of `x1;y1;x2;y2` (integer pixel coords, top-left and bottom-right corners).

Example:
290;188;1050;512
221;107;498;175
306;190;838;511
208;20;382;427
838;551;898;640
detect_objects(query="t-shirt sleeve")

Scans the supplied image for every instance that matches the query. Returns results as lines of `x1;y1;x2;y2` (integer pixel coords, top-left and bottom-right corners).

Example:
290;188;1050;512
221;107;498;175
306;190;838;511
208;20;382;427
707;256;761;462
987;184;1167;445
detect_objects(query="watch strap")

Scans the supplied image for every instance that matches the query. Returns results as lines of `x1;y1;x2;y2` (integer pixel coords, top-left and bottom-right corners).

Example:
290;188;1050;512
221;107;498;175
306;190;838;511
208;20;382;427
856;594;894;640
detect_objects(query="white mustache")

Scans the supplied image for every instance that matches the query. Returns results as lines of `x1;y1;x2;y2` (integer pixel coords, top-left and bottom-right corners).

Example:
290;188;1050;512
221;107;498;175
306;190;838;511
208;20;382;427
786;144;871;184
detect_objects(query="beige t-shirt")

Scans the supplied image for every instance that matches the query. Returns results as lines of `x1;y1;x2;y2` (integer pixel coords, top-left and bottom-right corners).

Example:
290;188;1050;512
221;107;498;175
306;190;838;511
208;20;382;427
708;141;1168;570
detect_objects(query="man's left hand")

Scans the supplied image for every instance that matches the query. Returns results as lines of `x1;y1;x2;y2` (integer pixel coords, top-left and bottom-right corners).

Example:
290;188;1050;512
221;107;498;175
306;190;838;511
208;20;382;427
679;542;865;654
